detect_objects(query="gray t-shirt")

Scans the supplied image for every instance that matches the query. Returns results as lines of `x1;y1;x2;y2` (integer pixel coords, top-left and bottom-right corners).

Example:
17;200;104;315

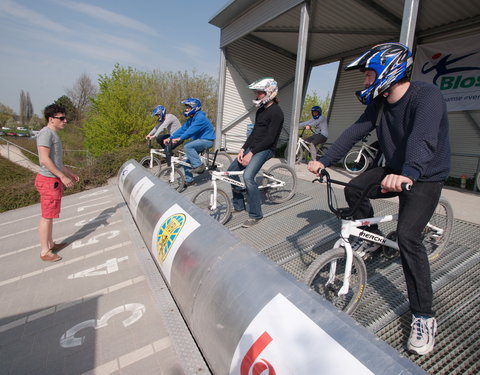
37;126;63;178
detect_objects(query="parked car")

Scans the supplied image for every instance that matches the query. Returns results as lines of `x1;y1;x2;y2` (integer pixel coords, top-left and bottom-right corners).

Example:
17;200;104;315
6;132;16;136
0;131;5;136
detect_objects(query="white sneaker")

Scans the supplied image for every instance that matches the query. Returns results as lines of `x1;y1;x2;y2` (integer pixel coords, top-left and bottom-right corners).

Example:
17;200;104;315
407;315;437;355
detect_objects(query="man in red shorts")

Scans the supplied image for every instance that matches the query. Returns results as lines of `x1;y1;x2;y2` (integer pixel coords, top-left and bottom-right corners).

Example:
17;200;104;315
35;104;79;262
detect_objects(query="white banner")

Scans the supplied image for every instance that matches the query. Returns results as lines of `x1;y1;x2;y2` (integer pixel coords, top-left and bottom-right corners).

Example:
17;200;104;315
411;34;480;112
229;293;373;375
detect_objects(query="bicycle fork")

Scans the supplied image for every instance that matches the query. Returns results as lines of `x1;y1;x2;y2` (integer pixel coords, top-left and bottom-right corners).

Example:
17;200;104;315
327;222;354;296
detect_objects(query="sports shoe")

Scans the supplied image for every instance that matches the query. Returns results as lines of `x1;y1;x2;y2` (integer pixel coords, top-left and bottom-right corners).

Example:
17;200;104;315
407;315;437;355
192;164;206;174
183;180;195;189
241;218;262;228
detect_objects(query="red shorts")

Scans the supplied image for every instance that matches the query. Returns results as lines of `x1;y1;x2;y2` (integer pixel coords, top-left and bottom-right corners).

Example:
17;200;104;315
35;174;64;219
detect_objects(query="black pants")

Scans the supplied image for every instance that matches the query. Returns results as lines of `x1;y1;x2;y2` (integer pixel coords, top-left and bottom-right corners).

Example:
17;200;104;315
344;167;443;316
155;134;171;149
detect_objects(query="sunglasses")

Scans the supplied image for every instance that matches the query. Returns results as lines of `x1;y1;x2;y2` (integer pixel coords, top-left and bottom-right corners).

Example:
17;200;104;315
52;116;67;121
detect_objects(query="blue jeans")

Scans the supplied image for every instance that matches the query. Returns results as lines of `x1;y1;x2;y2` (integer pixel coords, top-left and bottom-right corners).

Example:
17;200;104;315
227;148;274;219
183;139;213;183
344;167;443;316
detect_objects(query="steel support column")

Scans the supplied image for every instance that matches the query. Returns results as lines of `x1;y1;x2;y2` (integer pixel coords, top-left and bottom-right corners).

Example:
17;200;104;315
287;2;310;167
399;0;419;48
215;48;227;151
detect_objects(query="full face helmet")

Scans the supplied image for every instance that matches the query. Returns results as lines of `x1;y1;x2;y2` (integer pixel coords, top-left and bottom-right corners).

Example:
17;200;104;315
181;98;202;117
151;105;166;122
248;77;278;107
345;42;413;105
311;105;322;119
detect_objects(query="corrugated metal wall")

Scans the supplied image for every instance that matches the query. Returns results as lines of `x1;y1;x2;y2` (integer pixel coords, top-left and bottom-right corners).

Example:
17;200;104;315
328;40;480;178
222;37;297;153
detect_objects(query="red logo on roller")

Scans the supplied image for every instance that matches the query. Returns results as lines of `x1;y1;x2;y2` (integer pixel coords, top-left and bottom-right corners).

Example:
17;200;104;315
240;331;276;375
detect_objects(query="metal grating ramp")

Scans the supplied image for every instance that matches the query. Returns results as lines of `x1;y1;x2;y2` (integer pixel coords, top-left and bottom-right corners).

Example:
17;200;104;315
183;177;480;375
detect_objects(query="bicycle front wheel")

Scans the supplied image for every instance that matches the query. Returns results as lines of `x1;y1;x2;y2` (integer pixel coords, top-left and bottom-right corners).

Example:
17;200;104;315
156;166;185;192
423;197;454;261
192;188;232;224
263;164;297;203
343;151;370;174
303;247;367;315
139;156;162;175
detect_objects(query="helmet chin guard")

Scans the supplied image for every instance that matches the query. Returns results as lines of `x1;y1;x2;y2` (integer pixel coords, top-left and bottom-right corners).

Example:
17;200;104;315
151;105;166;121
345;43;413;105
181;98;202;117
248;78;278;107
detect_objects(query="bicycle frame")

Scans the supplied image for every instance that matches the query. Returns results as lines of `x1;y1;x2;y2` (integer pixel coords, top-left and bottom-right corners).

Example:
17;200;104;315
333;214;399;295
206;169;287;210
354;143;377;163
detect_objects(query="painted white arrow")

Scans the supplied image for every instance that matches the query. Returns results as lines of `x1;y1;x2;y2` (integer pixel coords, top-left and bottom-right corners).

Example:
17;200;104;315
72;230;120;249
68;257;128;279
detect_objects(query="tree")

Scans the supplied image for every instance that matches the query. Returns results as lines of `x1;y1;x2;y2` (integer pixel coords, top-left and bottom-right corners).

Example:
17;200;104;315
0;103;15;127
84;64;218;157
28;114;43;130
301;91;331;122
19;90;33;125
66;73;97;123
54;95;76;122
84;65;160;156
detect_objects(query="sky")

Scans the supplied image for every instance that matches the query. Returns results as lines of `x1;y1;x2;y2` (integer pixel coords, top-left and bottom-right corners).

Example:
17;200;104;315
0;0;337;116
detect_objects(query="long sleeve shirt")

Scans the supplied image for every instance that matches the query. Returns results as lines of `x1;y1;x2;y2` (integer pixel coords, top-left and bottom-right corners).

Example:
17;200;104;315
170;111;215;141
148;113;181;137
299;115;329;138
319;81;450;182
243;102;284;154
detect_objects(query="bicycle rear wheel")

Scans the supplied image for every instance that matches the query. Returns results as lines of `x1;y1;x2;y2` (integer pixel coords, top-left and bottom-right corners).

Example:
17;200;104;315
303;247;367;315
343;150;370;174
192;188;232;224
423;197;453;261
283;143;306;164
212;151;233;171
156;166;185;192
139;156;162;175
262;164;297;203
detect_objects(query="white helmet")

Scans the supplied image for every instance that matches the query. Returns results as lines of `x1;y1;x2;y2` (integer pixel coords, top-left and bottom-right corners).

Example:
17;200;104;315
248;77;278;107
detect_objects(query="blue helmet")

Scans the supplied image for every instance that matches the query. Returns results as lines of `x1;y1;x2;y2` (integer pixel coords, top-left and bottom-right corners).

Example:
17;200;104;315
311;106;322;119
345;42;413;105
181;98;201;117
151;105;166;121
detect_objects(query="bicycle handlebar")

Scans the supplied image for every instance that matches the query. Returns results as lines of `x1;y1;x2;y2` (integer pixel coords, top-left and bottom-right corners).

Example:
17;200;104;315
313;169;412;219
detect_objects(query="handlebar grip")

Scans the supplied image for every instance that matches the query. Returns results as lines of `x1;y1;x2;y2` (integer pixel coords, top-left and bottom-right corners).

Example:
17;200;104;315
401;183;412;191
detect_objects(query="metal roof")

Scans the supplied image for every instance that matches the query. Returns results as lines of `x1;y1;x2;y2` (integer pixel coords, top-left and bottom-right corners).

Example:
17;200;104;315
210;0;480;65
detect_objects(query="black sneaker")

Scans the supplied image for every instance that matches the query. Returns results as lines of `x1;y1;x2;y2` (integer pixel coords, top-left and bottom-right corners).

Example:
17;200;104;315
192;164;206;174
183;180;195;189
241;218;262;228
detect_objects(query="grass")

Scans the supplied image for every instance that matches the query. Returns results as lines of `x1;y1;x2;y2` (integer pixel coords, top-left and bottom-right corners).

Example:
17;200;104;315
0;142;147;213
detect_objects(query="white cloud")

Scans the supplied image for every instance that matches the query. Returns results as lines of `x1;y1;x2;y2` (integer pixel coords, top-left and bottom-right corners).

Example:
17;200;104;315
53;0;159;36
0;0;69;33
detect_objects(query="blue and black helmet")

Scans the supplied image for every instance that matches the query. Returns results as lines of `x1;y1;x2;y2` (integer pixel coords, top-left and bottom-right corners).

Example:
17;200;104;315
345;42;413;105
311;106;322;119
151;105;166;122
181;98;202;117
